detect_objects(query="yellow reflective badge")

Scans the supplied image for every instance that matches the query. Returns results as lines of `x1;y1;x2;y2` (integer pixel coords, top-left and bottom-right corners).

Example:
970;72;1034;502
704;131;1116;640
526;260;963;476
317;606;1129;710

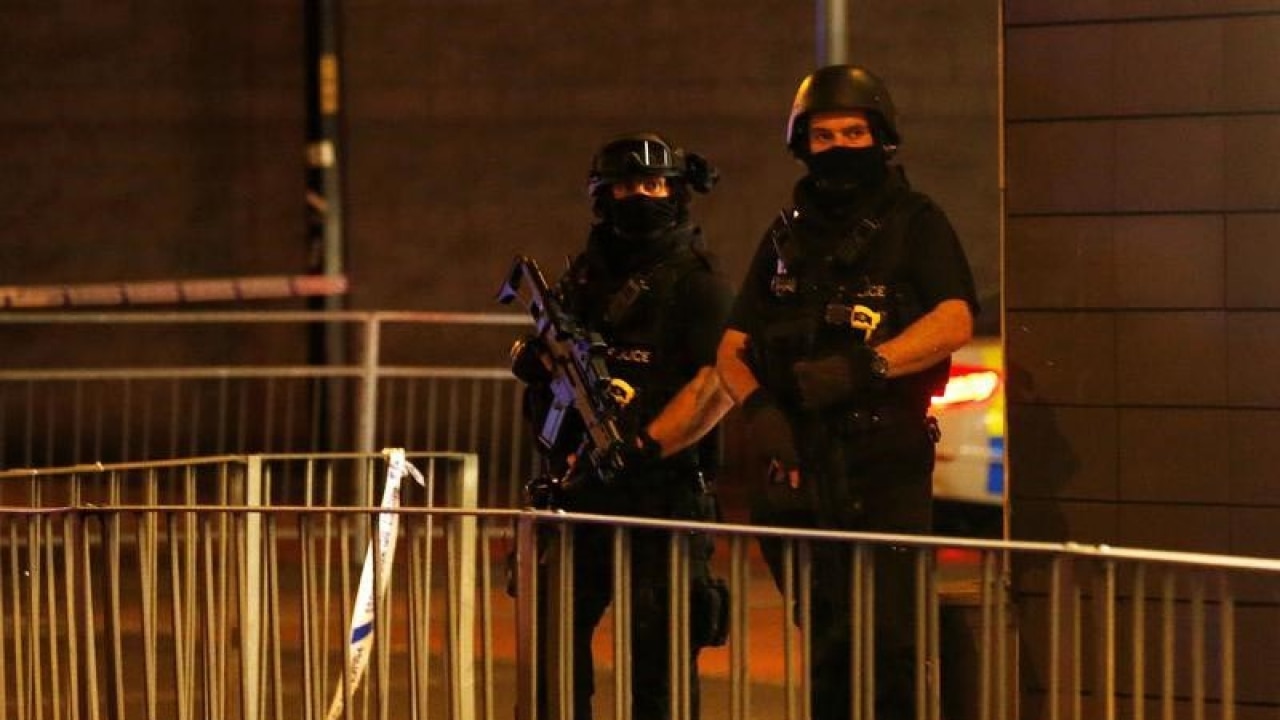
850;304;882;342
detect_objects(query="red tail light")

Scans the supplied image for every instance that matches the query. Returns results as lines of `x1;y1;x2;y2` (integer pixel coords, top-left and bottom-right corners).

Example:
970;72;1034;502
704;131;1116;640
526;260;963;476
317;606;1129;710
931;365;1000;408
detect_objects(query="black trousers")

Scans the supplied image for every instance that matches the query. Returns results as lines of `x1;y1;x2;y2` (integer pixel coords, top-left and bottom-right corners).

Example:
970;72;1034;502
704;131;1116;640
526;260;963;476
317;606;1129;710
534;473;716;720
751;419;935;720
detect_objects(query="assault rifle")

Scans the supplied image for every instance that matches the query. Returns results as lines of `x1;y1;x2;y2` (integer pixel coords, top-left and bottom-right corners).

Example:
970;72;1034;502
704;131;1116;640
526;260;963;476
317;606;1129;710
497;254;637;486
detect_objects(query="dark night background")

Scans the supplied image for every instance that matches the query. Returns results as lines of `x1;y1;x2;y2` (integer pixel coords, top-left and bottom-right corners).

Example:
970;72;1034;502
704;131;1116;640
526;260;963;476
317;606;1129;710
0;2;999;318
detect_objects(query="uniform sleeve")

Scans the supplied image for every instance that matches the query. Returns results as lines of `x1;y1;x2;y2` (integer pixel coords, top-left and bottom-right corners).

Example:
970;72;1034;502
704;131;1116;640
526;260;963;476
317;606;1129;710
680;266;735;367
724;231;777;336
907;203;980;315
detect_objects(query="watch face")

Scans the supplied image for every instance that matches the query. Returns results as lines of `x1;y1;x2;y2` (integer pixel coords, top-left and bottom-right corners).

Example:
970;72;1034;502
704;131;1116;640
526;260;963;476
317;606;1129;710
871;352;889;378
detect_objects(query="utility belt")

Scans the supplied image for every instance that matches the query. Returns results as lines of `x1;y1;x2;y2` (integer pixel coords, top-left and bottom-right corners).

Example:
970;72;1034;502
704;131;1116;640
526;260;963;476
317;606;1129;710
625;451;711;495
657;447;702;473
823;403;940;441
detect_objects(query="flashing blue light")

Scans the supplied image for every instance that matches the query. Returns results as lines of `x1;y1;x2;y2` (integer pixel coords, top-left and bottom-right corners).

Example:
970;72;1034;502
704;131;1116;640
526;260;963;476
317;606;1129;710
986;436;1005;495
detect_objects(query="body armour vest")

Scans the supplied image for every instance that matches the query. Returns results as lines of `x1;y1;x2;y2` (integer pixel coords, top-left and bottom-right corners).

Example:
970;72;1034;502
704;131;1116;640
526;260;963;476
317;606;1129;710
754;179;950;413
560;234;714;456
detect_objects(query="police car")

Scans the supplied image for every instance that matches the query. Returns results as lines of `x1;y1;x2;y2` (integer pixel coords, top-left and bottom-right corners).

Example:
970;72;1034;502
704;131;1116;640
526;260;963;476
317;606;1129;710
931;333;1004;536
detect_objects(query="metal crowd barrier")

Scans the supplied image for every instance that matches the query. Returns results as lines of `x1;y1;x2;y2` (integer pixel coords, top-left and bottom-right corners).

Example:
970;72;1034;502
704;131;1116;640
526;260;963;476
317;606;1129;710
515;513;1280;720
0;452;483;720
6;453;1279;720
0;311;535;508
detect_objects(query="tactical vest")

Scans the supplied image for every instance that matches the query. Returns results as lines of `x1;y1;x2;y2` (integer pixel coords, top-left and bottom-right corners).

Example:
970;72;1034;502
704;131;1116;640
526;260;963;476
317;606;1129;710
753;188;950;413
561;241;714;458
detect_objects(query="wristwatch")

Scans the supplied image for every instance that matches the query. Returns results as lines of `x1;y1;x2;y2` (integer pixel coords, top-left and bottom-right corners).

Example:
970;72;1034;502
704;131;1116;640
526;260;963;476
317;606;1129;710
868;348;889;380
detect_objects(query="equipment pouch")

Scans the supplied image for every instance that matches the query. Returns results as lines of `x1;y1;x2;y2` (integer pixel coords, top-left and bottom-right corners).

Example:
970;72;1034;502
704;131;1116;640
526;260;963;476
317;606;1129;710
691;575;730;648
748;316;817;405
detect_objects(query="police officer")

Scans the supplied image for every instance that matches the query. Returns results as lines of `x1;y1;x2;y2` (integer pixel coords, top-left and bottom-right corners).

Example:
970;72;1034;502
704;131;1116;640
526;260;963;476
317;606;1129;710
517;132;734;720
715;65;979;720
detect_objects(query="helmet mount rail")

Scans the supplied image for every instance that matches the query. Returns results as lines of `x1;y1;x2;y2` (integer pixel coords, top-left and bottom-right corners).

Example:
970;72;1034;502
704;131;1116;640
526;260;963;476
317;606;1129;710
588;133;718;197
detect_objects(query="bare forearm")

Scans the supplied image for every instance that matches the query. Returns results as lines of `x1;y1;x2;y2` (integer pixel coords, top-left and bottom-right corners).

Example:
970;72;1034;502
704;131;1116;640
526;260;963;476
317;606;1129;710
647;366;734;457
875;299;973;377
715;329;760;405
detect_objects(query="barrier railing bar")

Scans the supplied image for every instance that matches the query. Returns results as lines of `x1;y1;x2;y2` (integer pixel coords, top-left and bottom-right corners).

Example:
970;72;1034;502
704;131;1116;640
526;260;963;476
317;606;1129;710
728;534;750;720
4;498;1280;720
6;494;1280;576
797;539;813;720
0;310;527;325
242;455;265;720
780;539;797;720
1191;577;1205;720
995;549;1011;720
1132;564;1146;720
1070;561;1082;720
1101;559;1116;720
478;516;497;720
1219;573;1235;720
667;532;691;720
612;526;633;720
852;543;868;720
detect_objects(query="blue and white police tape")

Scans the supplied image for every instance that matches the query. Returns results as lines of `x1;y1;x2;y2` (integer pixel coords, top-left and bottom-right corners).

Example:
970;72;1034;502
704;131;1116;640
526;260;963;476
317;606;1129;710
326;448;426;720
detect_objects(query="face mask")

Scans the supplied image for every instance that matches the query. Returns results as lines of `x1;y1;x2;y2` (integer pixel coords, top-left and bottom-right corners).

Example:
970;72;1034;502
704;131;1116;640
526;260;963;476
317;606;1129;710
609;196;679;238
803;145;888;192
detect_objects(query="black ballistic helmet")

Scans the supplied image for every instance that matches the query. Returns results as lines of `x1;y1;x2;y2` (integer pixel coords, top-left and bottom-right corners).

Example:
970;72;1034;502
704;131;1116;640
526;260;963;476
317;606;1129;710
785;64;901;157
587;133;718;198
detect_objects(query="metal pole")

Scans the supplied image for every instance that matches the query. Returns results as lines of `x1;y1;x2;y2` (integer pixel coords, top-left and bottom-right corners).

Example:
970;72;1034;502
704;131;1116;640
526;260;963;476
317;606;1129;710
242;456;265;720
815;0;850;66
304;0;349;451
446;454;480;720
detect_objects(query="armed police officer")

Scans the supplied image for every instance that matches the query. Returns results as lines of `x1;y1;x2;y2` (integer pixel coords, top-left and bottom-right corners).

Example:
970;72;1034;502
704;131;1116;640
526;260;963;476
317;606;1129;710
715;65;979;720
511;132;734;720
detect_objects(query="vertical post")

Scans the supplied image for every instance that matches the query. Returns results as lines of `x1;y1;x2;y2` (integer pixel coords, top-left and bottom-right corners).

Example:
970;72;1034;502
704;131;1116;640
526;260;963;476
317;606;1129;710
815;0;850;66
1100;560;1116;720
446;453;479;720
357;316;380;459
242;456;265;720
1218;573;1235;720
515;512;539;720
305;0;349;452
613;527;633;720
354;316;381;511
729;536;750;720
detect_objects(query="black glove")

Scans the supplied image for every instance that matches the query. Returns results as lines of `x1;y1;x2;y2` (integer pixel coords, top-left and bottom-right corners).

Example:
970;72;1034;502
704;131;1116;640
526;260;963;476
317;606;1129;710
508;335;550;384
742;389;799;470
613;427;663;473
792;346;881;411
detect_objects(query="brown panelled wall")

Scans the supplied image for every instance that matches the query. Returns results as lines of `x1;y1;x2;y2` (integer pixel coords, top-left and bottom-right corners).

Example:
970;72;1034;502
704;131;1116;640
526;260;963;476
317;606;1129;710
1005;0;1280;552
0;3;308;287
1005;3;1280;717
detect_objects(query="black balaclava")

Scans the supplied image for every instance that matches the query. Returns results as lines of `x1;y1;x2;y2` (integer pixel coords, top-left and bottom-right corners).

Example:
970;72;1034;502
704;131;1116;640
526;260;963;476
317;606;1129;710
591;179;688;272
587;215;686;276
802;144;889;203
608;195;680;238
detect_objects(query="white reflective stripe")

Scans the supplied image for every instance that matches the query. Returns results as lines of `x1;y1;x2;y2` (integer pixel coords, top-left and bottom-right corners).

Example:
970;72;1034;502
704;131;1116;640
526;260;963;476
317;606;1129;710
325;448;426;720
